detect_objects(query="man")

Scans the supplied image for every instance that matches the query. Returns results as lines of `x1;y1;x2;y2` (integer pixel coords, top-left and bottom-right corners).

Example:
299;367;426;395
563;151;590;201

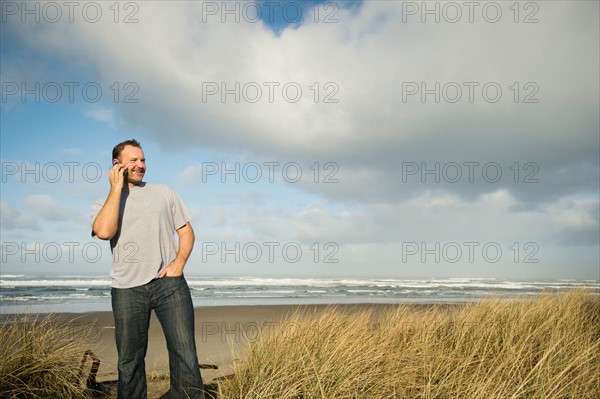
91;139;204;399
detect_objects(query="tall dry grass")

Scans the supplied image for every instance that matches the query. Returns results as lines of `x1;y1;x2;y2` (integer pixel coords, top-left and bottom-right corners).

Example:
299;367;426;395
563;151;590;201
0;313;98;399
220;291;600;399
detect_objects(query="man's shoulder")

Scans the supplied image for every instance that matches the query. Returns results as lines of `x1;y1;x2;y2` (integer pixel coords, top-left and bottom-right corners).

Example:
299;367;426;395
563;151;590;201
142;182;176;193
140;183;183;202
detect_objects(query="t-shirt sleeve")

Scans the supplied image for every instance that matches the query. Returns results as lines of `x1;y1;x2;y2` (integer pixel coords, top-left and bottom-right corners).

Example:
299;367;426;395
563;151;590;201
90;198;105;237
169;187;192;230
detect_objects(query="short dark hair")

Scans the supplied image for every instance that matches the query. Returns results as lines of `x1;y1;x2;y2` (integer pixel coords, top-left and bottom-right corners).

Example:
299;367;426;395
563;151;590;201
112;139;142;161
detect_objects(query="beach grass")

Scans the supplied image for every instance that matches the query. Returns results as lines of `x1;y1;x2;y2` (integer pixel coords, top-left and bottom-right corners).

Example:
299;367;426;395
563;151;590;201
1;291;598;399
0;313;99;399
219;291;600;399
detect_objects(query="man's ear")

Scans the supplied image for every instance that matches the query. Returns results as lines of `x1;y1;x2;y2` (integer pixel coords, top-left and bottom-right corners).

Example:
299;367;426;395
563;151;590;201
113;159;119;165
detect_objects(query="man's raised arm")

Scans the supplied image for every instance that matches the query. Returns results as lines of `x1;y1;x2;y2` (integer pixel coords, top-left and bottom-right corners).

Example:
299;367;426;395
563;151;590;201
92;164;127;240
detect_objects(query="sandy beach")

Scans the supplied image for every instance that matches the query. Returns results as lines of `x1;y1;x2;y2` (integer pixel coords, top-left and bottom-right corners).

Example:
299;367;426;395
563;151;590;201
48;304;393;397
58;305;303;381
3;294;597;399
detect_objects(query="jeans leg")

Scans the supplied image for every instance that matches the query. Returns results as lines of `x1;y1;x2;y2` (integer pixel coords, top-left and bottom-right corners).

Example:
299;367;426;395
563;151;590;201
112;286;152;399
152;275;204;399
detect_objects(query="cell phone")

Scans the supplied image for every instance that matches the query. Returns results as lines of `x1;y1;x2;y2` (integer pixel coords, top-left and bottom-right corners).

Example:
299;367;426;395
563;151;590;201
113;160;129;180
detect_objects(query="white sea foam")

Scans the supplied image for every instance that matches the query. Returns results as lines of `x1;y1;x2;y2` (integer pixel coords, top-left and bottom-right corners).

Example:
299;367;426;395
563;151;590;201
0;278;111;286
1;275;598;315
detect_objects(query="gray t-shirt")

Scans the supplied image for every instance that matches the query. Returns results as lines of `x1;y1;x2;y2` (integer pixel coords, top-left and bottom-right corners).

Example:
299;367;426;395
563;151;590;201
90;183;192;288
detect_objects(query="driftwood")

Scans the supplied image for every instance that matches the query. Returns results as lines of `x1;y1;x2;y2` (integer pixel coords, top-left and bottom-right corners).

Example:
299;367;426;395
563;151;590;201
78;349;223;397
77;349;219;393
78;349;101;389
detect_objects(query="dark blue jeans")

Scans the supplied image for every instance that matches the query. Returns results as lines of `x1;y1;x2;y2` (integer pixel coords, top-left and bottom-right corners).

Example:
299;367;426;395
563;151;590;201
111;275;204;399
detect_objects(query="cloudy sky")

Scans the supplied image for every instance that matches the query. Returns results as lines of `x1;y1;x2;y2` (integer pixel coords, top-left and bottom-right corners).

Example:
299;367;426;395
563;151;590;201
1;0;598;280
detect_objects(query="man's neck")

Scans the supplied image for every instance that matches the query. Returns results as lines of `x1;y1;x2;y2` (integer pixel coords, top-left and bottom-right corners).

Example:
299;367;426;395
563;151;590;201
128;181;144;188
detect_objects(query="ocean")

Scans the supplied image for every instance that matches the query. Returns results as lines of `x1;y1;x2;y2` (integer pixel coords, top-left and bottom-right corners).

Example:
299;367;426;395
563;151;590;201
1;275;598;314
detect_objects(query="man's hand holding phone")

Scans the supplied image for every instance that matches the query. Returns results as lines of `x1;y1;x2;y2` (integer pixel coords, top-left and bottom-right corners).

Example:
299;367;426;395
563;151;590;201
110;161;130;191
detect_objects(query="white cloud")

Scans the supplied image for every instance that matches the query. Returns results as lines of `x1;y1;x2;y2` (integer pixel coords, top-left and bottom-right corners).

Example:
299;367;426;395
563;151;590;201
180;163;204;185
60;147;83;155
8;2;597;153
3;1;598;278
85;106;115;125
196;188;598;250
24;194;72;221
542;196;600;246
0;199;39;230
6;0;592;206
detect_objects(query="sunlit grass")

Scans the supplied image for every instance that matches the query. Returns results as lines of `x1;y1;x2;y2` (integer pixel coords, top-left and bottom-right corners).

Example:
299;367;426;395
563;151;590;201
220;291;600;399
0;313;99;399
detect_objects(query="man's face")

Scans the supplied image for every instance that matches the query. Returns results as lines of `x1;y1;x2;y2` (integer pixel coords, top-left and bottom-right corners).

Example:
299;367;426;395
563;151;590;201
116;145;146;185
